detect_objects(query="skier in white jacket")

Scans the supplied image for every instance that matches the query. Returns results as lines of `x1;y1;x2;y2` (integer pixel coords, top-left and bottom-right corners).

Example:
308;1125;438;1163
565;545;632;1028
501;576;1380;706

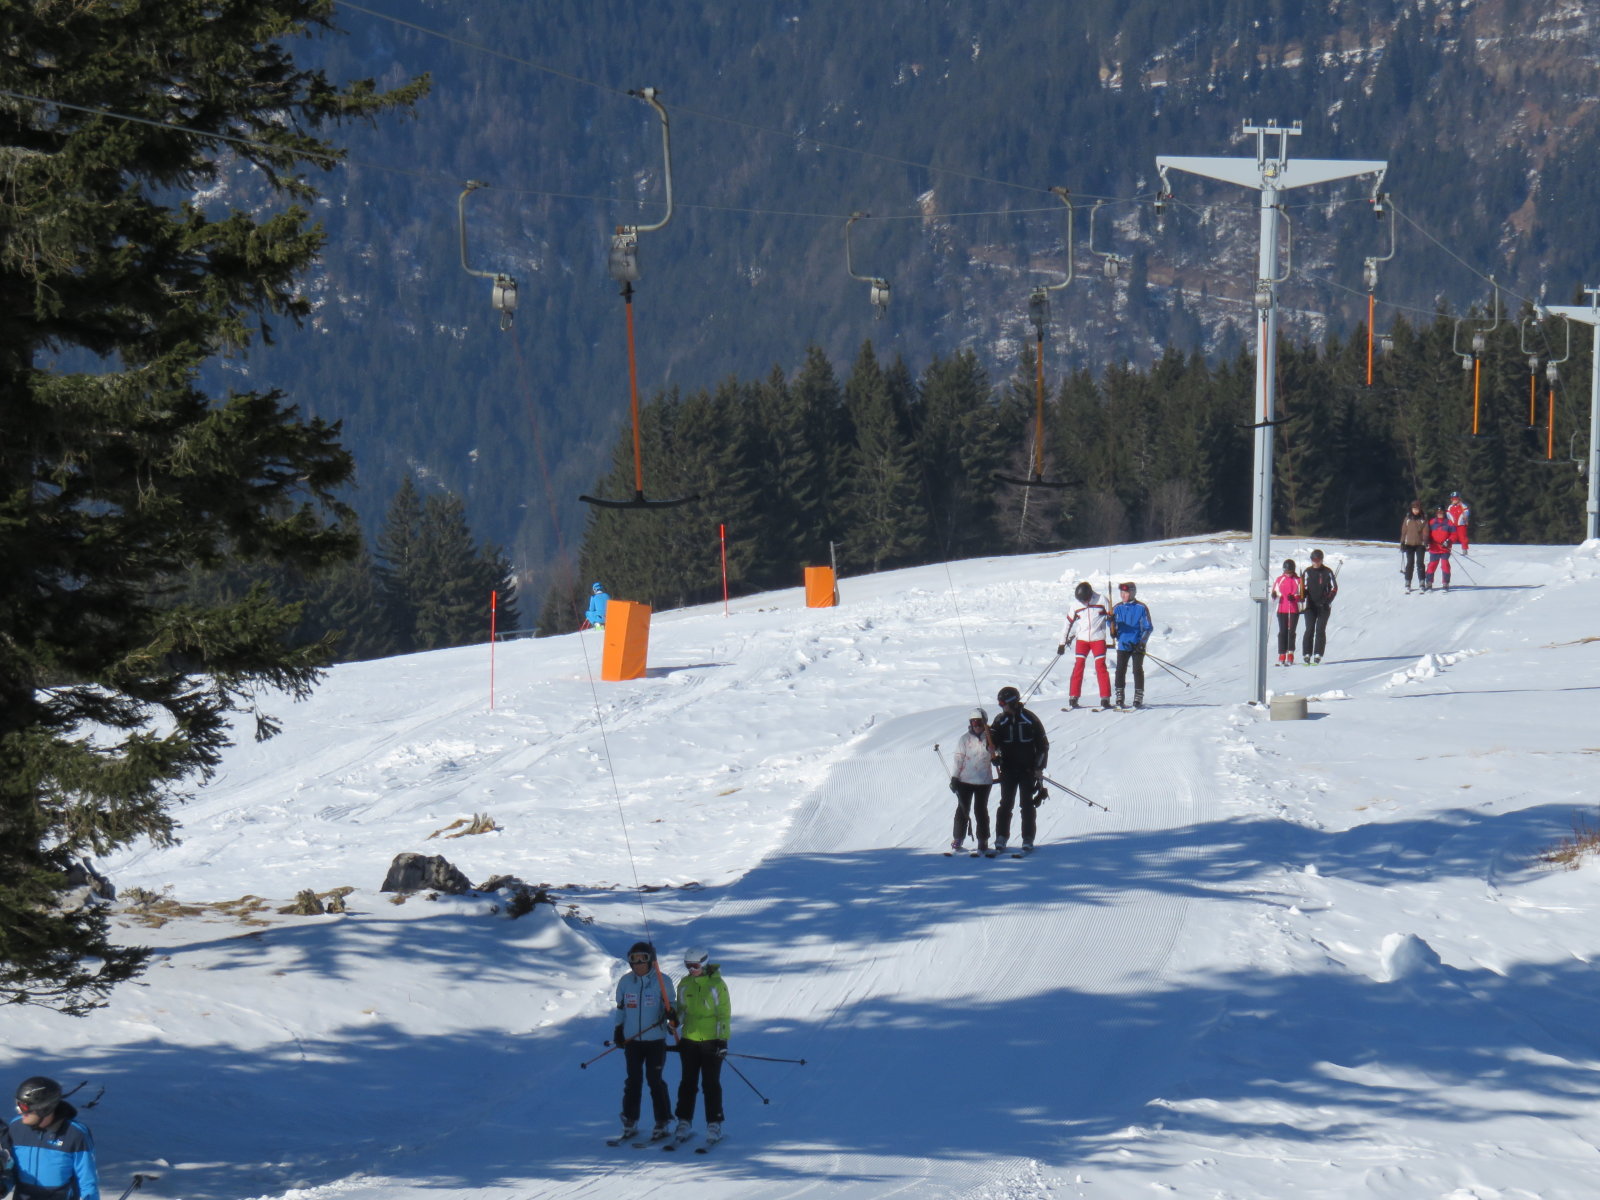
1057;581;1114;709
947;709;995;853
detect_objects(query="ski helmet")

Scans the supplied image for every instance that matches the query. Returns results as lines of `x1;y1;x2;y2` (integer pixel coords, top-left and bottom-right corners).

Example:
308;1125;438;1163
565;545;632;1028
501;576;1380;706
1073;582;1093;603
968;707;987;723
997;685;1021;706
1449;490;1460;499
626;941;655;965
592;581;604;593
1118;581;1137;597
15;1077;61;1115
1282;559;1296;574
1310;549;1324;563
683;947;710;970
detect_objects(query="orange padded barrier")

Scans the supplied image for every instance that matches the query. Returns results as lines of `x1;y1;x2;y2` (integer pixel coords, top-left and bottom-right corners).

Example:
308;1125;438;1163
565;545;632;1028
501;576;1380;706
601;600;651;681
804;566;838;608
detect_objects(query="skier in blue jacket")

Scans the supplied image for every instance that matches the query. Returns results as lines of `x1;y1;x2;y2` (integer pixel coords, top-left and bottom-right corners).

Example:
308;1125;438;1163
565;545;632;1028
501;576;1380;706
611;942;677;1144
7;1077;99;1200
584;582;609;630
1111;582;1154;709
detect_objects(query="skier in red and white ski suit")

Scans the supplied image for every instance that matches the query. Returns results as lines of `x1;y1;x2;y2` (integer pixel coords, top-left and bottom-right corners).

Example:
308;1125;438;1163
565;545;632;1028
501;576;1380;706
1058;582;1114;708
1446;492;1471;553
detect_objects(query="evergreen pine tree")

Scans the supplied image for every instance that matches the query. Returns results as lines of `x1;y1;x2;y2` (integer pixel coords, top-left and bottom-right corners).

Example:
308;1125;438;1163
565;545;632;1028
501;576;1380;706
839;343;928;572
0;0;425;1012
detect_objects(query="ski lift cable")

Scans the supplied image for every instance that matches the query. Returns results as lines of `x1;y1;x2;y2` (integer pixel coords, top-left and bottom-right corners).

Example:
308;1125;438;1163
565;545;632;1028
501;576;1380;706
1390;198;1540;310
573;632;663;946
4;85;1274;232
336;0;1062;199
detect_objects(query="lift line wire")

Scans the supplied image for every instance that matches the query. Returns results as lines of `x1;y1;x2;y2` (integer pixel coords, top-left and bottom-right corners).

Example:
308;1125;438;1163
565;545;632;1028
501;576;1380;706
0;87;1124;229
8;86;1558;346
573;629;662;947
336;0;1066;199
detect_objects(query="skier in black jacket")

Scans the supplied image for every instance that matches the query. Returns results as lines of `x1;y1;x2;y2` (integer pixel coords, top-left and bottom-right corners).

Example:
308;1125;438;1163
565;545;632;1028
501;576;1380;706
988;686;1049;853
1300;549;1339;664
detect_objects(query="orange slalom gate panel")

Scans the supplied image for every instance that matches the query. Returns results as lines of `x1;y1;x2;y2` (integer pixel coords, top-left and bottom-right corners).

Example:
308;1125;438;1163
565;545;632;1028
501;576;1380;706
804;565;838;608
601;600;651;681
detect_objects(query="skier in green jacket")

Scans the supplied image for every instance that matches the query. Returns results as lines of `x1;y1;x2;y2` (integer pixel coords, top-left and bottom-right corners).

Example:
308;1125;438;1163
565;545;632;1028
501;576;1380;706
671;947;731;1144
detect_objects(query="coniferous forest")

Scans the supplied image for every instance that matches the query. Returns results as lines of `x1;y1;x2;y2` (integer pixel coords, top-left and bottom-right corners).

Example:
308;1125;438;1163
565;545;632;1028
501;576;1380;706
537;306;1592;632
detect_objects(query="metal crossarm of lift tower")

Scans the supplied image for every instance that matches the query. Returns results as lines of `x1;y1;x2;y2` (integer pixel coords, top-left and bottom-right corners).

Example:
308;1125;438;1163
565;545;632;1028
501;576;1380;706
1541;286;1600;542
1155;119;1387;706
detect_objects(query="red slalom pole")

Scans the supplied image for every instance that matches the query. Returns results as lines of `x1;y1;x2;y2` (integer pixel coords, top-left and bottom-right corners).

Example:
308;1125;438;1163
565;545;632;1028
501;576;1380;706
720;523;729;617
489;589;498;710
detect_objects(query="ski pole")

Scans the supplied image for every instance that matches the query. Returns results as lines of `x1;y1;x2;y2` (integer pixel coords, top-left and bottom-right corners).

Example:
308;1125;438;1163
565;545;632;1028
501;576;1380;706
1040;775;1110;812
582;1013;669;1067
1146;655;1192;688
725;1051;808;1065
723;1058;771;1105
1023;652;1061;701
1142;651;1198;679
114;1175;153;1200
1450;554;1477;584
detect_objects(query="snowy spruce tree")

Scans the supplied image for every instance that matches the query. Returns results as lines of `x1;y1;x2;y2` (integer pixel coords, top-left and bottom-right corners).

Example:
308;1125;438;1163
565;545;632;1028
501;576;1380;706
0;0;426;1012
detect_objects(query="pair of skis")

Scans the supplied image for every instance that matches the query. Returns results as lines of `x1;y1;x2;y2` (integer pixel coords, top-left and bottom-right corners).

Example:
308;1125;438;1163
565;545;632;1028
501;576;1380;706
607;1127;725;1154
944;845;1034;859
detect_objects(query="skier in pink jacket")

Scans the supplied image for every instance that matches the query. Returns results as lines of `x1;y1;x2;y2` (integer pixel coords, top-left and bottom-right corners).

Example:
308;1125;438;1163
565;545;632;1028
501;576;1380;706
1272;559;1302;666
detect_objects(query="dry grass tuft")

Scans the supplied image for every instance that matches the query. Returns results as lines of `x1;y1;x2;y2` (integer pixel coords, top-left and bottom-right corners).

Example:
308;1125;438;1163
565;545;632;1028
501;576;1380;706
1540;813;1600;871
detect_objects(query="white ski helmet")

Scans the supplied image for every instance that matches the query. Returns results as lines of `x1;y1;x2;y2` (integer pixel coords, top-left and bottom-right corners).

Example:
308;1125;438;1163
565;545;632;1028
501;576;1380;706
683;947;711;969
969;707;987;722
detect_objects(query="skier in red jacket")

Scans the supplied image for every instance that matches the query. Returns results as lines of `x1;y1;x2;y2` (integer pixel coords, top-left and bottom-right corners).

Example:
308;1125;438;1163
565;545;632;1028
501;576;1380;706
1424;507;1458;592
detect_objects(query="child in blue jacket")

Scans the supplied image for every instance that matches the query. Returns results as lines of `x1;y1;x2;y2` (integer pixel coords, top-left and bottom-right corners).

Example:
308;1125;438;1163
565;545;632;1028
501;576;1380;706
1111;582;1154;708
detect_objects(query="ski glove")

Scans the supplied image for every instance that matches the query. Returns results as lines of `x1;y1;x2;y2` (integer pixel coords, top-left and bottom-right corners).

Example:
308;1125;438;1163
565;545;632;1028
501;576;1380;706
1056;643;1066;655
711;1039;728;1059
614;1025;625;1047
949;775;960;794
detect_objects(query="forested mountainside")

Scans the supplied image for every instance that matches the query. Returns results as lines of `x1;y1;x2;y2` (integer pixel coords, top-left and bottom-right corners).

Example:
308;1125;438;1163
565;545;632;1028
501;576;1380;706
224;0;1600;581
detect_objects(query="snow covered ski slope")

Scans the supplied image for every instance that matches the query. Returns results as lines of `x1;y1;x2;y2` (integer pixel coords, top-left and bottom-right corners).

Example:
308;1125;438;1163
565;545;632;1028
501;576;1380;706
6;535;1600;1200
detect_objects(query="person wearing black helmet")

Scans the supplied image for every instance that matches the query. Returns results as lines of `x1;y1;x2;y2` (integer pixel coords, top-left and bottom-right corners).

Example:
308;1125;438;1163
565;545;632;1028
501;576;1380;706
7;1076;99;1200
989;686;1049;853
1057;581;1114;710
610;943;677;1144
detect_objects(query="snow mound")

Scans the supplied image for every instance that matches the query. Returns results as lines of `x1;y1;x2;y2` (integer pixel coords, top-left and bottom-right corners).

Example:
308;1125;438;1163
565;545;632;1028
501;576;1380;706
1384;649;1485;687
1376;932;1444;982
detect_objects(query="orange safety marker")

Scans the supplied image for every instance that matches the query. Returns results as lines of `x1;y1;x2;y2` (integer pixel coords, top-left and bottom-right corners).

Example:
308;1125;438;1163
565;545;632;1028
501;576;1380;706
804;566;837;609
601;600;652;681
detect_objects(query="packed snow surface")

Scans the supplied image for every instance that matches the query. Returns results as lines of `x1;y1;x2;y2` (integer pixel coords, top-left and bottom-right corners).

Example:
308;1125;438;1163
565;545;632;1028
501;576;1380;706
8;535;1600;1199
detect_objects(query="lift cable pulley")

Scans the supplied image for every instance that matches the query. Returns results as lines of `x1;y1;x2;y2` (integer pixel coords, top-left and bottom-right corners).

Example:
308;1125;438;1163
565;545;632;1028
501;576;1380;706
457;181;517;330
1088;199;1130;280
581;87;703;511
844;212;891;317
1522;308;1571;461
1454;277;1500;441
994;186;1080;490
1362;188;1396;383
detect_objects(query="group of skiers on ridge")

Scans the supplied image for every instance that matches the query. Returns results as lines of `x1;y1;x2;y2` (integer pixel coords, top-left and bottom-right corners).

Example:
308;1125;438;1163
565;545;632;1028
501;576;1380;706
3;1076;100;1200
610;941;731;1147
1400;492;1472;593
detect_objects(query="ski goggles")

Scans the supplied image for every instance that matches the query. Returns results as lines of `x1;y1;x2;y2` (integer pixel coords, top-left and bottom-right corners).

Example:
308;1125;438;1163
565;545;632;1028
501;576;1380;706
628;955;653;966
684;962;706;972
